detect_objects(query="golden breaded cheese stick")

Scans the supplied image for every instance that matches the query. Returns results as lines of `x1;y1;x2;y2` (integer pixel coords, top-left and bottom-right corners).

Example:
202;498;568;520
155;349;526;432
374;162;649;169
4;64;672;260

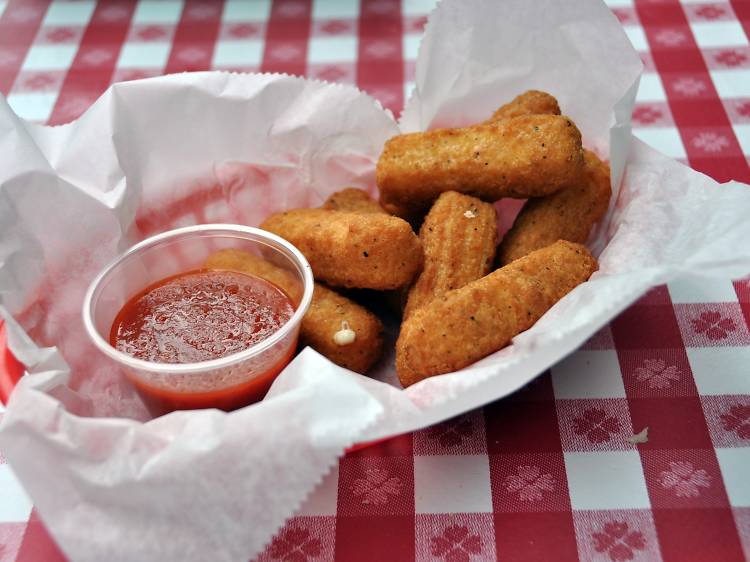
204;248;304;304
322;187;387;214
498;150;611;266
260;209;422;290
396;240;597;387
376;114;584;218
204;249;384;373
302;283;384;373
319;191;404;316
489;90;560;121
404;191;497;318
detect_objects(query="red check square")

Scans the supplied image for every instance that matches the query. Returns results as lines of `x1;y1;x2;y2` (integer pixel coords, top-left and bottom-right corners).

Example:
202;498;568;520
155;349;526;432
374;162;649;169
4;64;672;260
335;515;415;561
611;304;685;350
640;449;730;509
337;456;414;516
415;513;495;562
484;399;561;454
617;348;696;397
489;452;571;513
652;508;745;561
572;509;661;562
493;512;578;561
627;397;714;450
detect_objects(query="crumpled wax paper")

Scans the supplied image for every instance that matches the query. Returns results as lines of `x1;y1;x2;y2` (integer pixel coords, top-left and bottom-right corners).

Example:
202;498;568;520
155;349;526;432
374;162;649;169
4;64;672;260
1;0;750;561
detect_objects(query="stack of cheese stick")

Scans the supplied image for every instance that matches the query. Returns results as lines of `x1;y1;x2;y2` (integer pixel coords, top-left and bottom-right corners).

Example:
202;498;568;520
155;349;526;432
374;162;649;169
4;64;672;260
206;90;610;386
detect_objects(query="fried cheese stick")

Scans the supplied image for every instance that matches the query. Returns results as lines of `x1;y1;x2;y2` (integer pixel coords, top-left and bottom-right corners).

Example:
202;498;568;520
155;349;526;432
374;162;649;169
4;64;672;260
320;188;405;317
303;283;384;373
321;188;387;214
489;90;560;121
376;114;584;218
260;209;422;290
396;241;597;387
204;249;384;373
498;150;611;265
404;191;497;318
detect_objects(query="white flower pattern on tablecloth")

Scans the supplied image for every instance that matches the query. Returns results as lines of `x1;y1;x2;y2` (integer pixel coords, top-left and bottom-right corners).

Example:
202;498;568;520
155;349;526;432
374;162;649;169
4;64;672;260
368;0;398;15
351;468;402;505
270;44;302;61
81;49;112;66
314;65;348;82
8;6;39;23
655;29;686;47
186;4;218;19
659;461;711;497
634;359;680;389
277;1;306;17
0;49;18;67
691;132;730;153
504;465;555;502
99;5;129;22
672;77;707;97
177;47;206;63
365;41;397;58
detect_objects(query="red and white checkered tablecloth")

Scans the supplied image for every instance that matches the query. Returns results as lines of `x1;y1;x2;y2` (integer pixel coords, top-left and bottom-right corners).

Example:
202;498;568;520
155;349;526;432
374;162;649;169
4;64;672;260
0;0;749;561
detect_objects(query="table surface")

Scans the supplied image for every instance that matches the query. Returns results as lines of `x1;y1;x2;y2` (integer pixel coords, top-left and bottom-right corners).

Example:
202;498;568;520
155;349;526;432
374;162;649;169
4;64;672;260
1;0;750;561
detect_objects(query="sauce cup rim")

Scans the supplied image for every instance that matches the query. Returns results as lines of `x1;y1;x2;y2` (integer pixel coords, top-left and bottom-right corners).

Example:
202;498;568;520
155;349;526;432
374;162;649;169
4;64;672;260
82;223;314;376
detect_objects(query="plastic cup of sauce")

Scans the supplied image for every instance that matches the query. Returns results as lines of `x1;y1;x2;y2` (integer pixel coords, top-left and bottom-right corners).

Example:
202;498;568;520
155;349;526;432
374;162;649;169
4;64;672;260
83;224;314;416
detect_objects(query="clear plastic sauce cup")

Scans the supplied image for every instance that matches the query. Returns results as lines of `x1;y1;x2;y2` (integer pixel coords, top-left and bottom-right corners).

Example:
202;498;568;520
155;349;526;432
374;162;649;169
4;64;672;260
83;224;314;415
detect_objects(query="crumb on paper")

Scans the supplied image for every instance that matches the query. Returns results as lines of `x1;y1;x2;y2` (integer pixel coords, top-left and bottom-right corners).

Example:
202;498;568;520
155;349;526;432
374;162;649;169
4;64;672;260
333;321;356;346
627;427;649;444
463;209;477;218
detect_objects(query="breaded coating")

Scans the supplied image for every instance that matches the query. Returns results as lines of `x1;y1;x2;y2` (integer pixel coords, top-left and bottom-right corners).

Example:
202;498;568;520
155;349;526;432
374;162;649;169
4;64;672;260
260;209;422;290
377;114;584;218
489;90;561;121
204;248;304;304
322;188;387;214
396;241;597;387
404;191;497;318
319;191;403;316
498;150;611;265
301;283;384;373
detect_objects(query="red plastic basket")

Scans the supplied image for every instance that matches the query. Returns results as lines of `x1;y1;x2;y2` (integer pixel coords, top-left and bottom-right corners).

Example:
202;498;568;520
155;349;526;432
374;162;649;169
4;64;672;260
0;321;24;406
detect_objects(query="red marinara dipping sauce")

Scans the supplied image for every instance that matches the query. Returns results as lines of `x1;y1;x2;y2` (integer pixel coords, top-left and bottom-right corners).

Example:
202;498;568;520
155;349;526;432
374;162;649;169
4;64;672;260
110;269;295;413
